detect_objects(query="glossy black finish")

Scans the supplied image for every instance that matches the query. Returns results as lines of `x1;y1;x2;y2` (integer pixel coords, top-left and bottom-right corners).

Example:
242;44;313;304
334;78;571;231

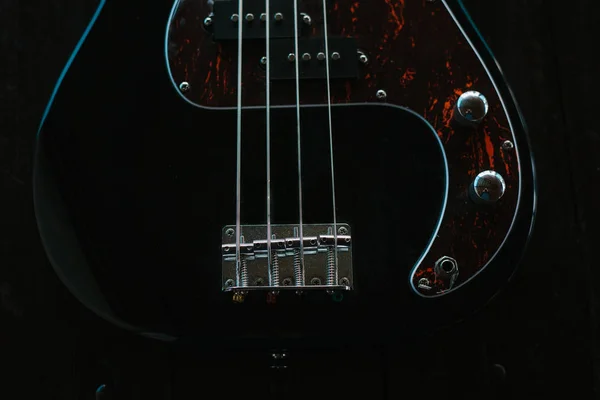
35;0;535;348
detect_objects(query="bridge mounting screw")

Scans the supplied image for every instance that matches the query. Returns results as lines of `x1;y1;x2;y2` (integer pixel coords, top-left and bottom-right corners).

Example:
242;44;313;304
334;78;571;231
302;53;311;61
301;13;312;25
274;12;284;22
230;14;239;22
225;279;234;287
317;52;326;61
282;277;292;286
203;17;213;26
338;226;348;234
287;53;296;62
502;140;514;150
225;228;235;237
339;277;350;285
376;89;387;100
331;52;341;61
310;277;322;285
179;82;190;93
245;13;254;22
260;56;267;65
260;13;267;22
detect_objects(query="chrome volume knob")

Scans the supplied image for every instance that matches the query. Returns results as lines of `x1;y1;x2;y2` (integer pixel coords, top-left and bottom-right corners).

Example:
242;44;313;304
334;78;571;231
454;91;489;125
470;170;506;204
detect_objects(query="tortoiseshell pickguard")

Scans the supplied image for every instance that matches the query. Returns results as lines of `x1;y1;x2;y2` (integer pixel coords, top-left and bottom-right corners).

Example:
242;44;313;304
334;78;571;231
166;0;520;297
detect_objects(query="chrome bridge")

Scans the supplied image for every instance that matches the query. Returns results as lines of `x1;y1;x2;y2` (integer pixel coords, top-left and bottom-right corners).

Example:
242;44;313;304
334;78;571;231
221;224;353;300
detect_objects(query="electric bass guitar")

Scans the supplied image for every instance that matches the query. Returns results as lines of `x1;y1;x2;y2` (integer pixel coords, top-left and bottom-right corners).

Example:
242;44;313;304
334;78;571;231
35;0;536;346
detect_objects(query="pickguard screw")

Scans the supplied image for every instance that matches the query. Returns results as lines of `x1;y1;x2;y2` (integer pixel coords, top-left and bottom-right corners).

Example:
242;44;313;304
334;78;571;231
317;52;326;61
376;89;387;100
339;277;350;285
203;17;213;26
502;140;514;150
302;53;311;61
179;82;190;92
311;277;322;285
338;226;348;235
302;13;312;25
260;56;267;65
225;279;234;287
274;12;284;22
359;54;368;64
287;53;296;62
245;13;254;22
331;52;341;61
231;14;239;23
225;228;235;236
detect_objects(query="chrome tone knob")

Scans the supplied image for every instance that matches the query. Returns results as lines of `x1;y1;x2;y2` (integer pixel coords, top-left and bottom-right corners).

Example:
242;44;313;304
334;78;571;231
454;91;489;125
470;170;506;204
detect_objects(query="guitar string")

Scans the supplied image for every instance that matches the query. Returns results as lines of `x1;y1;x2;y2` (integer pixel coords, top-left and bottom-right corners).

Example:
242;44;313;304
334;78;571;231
293;0;306;284
235;0;244;286
265;0;273;285
321;0;338;283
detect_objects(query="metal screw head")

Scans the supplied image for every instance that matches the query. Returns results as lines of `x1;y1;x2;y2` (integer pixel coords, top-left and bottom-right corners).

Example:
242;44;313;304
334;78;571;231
255;278;264;286
359;54;368;64
245;13;254;22
317;52;326;61
225;279;234;287
301;53;311;61
225;228;235;237
310;277;321;285
339;277;350;286
331;52;341;60
302;13;312;25
231;13;239;22
179;82;190;92
260;56;267;65
203;17;213;26
502;140;514;150
282;278;292;286
287;53;296;62
338;226;348;235
376;89;387;99
455;91;489;124
274;12;283;22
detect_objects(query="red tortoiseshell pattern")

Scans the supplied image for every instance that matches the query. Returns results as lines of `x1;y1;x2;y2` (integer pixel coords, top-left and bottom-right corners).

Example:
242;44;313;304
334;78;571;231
166;0;519;296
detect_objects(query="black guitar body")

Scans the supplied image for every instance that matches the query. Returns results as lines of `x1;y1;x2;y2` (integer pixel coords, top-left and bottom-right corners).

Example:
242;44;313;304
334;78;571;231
35;0;536;349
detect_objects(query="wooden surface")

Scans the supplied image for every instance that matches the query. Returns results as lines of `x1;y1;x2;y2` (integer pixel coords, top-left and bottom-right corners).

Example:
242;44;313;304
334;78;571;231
0;0;597;398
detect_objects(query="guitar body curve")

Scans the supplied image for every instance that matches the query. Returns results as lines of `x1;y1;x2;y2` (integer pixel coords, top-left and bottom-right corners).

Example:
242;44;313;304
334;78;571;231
35;0;535;347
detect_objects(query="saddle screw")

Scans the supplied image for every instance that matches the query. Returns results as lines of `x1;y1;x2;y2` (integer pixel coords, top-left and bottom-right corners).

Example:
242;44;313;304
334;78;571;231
225;228;235;237
502;140;514;150
179;82;190;92
203;17;213;26
376;89;387;100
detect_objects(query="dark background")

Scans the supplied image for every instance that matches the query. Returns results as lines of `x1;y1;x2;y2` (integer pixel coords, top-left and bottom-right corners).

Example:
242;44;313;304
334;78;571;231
1;0;598;398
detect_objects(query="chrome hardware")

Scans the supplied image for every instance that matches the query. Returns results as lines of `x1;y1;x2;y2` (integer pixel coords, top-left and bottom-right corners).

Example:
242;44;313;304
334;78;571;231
434;256;459;290
418;278;432;290
338;226;348;235
357;50;368;64
179;82;190;93
301;53;311;61
274;12;284;22
454;91;489;125
260;13;267;22
260;56;267;65
221;224;353;294
376;90;387;100
203;17;213;26
317;52;326;61
502;140;514;150
287;53;296;62
245;13;254;22
301;13;312;25
331;52;341;61
470;170;506;204
230;14;239;23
